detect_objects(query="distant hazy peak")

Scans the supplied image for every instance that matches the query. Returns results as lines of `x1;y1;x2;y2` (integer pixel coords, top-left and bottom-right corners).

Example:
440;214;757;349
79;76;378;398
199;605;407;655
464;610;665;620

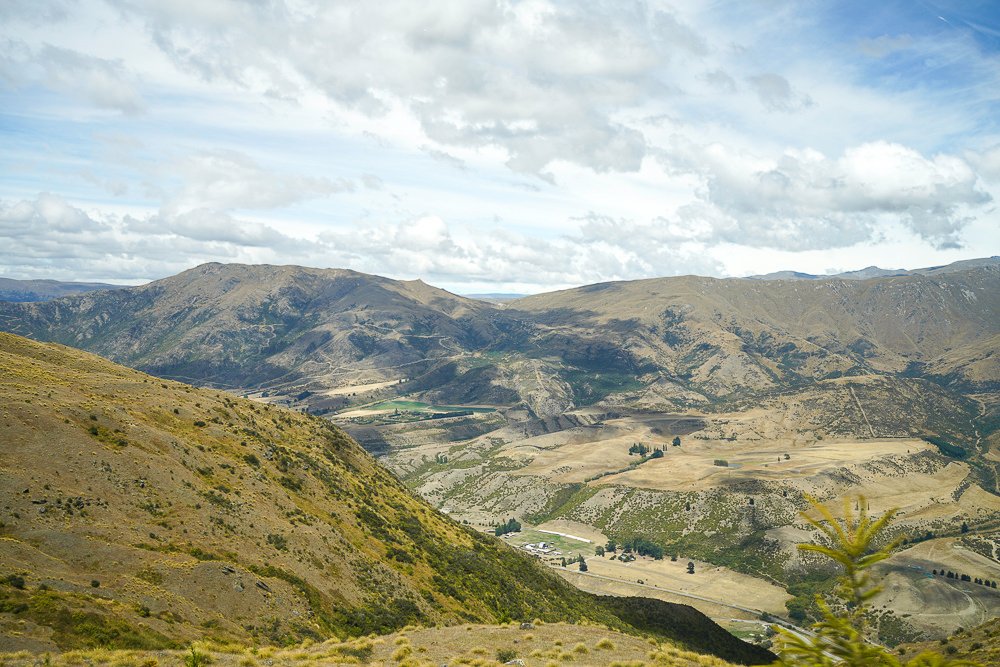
746;256;999;281
0;277;130;302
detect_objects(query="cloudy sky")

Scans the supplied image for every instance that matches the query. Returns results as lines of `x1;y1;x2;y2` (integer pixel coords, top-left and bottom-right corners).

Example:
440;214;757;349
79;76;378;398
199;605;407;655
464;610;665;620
1;0;999;293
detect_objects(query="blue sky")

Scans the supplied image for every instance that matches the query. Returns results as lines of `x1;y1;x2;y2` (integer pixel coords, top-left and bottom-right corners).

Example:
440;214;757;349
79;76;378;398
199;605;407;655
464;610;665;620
1;0;998;292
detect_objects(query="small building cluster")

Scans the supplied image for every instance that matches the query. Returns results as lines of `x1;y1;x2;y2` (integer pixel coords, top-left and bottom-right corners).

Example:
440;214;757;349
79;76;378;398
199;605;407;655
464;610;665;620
521;541;561;557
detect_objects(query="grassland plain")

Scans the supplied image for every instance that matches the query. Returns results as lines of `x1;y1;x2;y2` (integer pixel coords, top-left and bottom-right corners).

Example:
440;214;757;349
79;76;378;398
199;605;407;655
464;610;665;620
0;333;772;666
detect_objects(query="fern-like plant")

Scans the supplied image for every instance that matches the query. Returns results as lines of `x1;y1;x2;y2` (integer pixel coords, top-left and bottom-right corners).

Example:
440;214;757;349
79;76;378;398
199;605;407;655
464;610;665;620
773;496;979;667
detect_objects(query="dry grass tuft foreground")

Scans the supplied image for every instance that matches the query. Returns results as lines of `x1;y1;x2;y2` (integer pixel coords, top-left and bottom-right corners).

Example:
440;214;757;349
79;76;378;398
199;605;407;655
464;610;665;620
0;622;738;667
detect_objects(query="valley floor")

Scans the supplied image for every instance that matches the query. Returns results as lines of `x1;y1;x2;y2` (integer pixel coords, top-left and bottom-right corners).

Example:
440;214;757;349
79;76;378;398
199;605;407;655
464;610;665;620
333;398;1000;644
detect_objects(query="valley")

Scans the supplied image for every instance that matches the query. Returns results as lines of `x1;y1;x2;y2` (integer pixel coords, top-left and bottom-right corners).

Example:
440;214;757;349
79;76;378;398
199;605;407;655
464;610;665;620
343;396;1000;643
1;259;998;654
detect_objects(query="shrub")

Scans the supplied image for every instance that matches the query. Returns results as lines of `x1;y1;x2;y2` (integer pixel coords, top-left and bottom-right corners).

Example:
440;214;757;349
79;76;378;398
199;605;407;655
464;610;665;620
184;646;212;667
496;648;518;663
773;495;979;666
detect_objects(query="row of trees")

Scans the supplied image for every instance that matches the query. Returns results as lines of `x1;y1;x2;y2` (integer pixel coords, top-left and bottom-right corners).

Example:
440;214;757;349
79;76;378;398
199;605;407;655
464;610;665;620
932;569;998;587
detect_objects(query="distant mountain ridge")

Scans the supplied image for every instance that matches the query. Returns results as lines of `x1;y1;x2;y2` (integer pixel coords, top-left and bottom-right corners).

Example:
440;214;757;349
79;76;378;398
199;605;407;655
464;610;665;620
748;256;1000;281
0;258;996;466
0;277;130;302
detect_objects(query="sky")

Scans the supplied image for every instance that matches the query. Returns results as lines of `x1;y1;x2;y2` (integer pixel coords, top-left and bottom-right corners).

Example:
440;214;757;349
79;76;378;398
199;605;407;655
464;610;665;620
1;0;999;293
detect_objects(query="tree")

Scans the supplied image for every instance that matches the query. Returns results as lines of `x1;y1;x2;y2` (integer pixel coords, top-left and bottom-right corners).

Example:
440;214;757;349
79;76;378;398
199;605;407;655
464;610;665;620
672;436;682;447
960;522;969;534
686;561;695;574
579;557;588;572
605;539;617;552
494;517;521;536
595;546;605;556
773;495;979;667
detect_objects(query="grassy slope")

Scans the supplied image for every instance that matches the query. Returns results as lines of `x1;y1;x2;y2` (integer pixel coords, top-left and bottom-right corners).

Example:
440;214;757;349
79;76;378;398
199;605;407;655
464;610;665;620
0;333;771;665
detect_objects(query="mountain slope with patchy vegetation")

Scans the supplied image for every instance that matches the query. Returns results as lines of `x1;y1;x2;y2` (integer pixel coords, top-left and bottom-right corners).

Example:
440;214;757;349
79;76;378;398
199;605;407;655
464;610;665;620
0;332;772;665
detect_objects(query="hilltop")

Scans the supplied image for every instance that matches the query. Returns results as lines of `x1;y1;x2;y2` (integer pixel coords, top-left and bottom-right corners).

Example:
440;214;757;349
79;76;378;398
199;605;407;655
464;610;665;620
0;332;771;664
0;263;500;391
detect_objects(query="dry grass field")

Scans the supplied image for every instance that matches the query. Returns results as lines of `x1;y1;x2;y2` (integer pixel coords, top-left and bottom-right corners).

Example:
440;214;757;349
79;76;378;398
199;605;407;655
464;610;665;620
0;622;742;667
501;523;789;619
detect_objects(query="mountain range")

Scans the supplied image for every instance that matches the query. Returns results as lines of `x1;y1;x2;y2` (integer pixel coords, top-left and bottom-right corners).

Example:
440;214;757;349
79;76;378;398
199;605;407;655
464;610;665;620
1;259;998;658
0;259;996;453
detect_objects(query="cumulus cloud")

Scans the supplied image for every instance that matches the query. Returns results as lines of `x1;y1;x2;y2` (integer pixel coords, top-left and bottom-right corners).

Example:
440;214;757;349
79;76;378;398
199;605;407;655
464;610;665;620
968;145;1000;183
658;140;990;250
1;1;997;287
0;194;314;280
0;193;722;288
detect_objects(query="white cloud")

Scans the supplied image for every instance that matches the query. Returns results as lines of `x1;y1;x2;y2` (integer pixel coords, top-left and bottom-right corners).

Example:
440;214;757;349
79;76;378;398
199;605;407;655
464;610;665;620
0;42;144;113
166;150;354;213
658;140;990;250
0;1;998;288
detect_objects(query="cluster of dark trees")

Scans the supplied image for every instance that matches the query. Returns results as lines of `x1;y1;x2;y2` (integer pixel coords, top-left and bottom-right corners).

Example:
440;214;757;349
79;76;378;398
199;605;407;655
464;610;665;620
493;517;521;536
560;554;587;571
932;569;997;587
628;442;665;458
606;536;665;559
